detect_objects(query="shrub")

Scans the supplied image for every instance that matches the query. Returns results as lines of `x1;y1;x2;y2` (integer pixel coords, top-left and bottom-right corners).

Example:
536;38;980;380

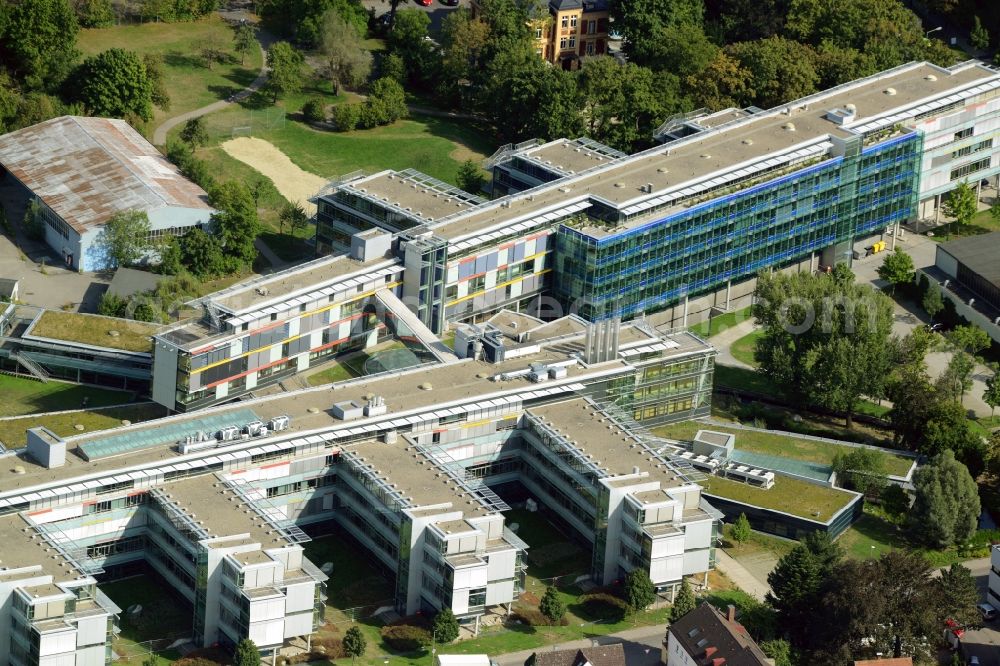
578;592;628;621
301;98;327;123
380;624;431;652
510;608;569;627
331;103;361;131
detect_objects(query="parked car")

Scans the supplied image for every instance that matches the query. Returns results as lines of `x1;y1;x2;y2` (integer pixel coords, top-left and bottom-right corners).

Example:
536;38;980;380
442;0;459;5
416;0;432;5
977;603;997;621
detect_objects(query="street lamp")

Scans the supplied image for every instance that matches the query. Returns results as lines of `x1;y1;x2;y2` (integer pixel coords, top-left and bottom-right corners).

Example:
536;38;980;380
925;26;943;38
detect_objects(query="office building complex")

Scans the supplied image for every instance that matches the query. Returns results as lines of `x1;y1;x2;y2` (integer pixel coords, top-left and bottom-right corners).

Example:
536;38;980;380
923;230;1000;343
0;317;719;664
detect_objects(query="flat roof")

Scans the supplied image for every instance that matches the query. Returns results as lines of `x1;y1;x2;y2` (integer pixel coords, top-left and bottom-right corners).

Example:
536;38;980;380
528;398;694;488
517;138;627;176
0;513;81;579
26;309;159;354
939;230;1000;290
0;327;712;498
422;62;997;243
352;439;489;516
338;170;485;223
161;476;289;548
0;116;211;234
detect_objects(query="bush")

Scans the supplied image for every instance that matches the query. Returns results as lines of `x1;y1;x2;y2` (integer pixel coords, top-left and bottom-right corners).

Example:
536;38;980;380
301;98;327;123
510;608;569;627
380;624;431;652
578;592;628;621
331;103;361;131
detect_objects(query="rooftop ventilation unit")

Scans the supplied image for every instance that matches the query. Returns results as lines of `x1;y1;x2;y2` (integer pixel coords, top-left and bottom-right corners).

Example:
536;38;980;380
884;87;897;96
269;415;290;432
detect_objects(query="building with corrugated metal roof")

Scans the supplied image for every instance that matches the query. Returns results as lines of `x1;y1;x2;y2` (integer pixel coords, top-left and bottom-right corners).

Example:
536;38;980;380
0;116;214;272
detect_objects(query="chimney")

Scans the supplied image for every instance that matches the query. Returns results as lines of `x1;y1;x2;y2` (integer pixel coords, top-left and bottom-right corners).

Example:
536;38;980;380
727;605;736;623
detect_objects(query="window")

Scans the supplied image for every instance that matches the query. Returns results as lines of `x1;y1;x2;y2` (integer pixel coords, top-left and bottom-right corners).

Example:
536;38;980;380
570;15;578;27
560;37;567;49
954;127;974;141
568;36;576;48
586;40;595;55
536;48;543;56
951;138;993;160
535;27;542;39
561;16;568;28
587;20;596;34
950;157;991;181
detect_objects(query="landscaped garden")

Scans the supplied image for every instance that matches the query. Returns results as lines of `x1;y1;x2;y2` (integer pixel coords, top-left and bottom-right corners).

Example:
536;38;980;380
0;402;166;449
0;374;135;417
30;311;160;353
700;474;856;522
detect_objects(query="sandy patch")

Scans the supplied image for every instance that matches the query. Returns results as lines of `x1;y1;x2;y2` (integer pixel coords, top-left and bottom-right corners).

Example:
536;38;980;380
220;137;327;215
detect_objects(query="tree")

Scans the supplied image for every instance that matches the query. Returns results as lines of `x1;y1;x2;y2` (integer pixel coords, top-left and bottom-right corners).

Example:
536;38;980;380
623;569;655;613
279;202;308;236
365;77;408;126
439;9;490;101
342;626;366;665
610;0;704;67
669;578;696;622
686;52;753;110
578;58;673;151
331;103;361;131
432;608;459;643
180;117;209;147
725;37;819;109
876;248;914;294
947;324;992;358
180;228;226;277
98;210;152;269
143;54;170;112
937;563;981;627
923;281;944;319
539;586;565;624
318;11;372;95
766;532;841;649
648;23;718;78
382;54;406;84
158;236;183;275
759;639;792;666
74;48;155;121
456;160;485;195
233;23;256;65
753;268;894;428
921;398;984;477
942;181;978;232
985;371;1000;418
910;450;980;548
77;0;114;28
209;181;260;270
730;513;751;548
233;638;259;666
1;0;80;88
301;98;326;123
971;16;991;51
266;42;305;102
832;448;887;496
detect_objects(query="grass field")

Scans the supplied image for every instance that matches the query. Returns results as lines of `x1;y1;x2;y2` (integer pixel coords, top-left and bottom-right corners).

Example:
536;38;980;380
0;402;166;448
700;474;856;521
0;374;134;417
927;206;1000;242
77;17;263;135
720;522;796;560
30;311;159;352
653;421;914;477
688;307;752;338
730;330;763;367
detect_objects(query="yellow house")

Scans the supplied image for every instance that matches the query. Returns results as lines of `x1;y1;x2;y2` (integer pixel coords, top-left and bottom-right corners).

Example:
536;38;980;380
533;0;610;69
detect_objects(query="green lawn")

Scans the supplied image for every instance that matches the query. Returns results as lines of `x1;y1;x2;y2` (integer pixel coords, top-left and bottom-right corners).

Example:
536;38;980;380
0;374;134;417
700;475;856;522
303;534;395;611
0;402;167;449
77;17;263;137
688;307;752;338
713;364;780;394
720;522;796;560
195;98;495;186
730;330;763;367
307;358;364;386
653;421;914;477
927;206;1000;242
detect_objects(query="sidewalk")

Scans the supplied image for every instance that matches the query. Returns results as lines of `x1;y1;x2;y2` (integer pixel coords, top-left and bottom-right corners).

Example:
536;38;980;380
714;550;770;602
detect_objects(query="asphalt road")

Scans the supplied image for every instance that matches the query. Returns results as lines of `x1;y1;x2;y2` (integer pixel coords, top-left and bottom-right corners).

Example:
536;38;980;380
362;0;461;34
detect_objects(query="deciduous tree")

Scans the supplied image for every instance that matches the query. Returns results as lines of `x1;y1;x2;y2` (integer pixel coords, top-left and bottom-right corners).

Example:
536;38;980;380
909;450;980;548
209;181;260;270
279;202;308;235
725;37;819;109
686;52;753;111
1;0;80;88
265;41;304;102
610;0;704;67
180;117;209;147
233;639;260;666
74;48;155;121
432;608;459;643
832;448;887;496
923;281;944;319
730;513;751;548
937;563;981;627
985;372;1000;418
233;23;256;65
943;181;978;232
971;16;991;51
318;11;372;95
98;210;152;268
876;248;914;294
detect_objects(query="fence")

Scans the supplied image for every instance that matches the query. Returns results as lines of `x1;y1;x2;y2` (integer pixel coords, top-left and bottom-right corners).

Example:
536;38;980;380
204;108;287;140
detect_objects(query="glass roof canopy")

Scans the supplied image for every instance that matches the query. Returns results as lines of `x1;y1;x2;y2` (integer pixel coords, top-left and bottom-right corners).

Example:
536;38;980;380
78;408;261;461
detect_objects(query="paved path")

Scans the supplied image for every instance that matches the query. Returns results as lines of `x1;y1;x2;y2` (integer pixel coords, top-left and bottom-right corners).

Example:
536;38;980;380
715;550;770;602
706;318;757;370
151;22;275;146
253;237;290;273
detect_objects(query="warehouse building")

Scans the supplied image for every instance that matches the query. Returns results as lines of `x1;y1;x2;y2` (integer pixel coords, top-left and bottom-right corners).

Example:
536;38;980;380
0;318;720;664
0;116;213;272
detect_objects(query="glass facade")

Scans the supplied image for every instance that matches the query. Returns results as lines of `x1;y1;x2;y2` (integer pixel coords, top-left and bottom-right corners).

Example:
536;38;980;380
553;133;922;320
